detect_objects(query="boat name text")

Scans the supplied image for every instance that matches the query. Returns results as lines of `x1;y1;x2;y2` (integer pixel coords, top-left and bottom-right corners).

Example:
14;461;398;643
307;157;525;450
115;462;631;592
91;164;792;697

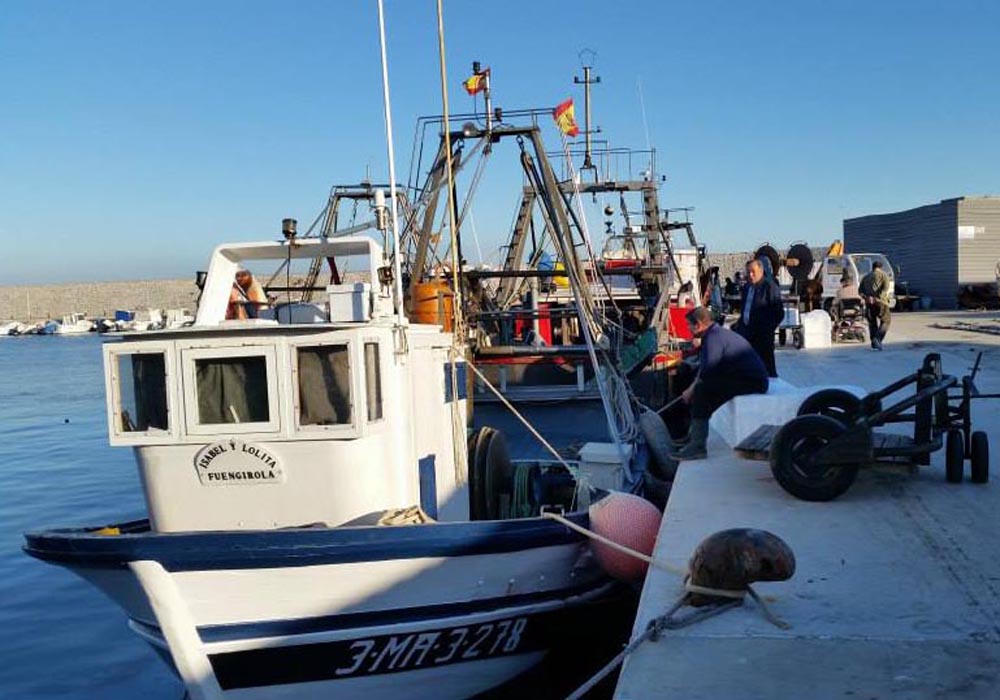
194;440;285;486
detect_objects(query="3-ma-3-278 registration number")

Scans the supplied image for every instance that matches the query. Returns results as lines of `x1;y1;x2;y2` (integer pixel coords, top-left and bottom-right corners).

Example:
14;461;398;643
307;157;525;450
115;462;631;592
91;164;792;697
335;616;530;677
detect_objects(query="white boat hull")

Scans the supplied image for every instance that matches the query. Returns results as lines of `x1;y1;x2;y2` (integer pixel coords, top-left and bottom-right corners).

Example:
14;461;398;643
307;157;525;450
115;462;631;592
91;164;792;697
26;516;615;699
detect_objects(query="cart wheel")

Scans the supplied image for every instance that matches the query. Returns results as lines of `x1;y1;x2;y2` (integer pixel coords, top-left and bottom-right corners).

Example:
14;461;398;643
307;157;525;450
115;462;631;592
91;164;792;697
770;414;858;501
945;429;964;484
778;328;787;346
798;388;862;424
792;329;804;349
971;431;989;484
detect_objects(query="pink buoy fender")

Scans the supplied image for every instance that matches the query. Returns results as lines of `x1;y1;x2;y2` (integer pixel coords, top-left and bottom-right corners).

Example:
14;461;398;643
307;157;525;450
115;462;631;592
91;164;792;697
588;492;663;583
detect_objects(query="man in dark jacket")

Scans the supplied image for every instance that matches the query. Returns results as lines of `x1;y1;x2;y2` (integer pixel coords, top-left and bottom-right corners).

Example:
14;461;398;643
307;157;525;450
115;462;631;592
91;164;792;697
731;258;784;377
671;306;770;460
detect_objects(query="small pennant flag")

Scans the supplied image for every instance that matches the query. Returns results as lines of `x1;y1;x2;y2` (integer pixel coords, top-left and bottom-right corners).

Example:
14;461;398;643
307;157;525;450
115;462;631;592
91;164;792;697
463;69;490;95
553;98;580;137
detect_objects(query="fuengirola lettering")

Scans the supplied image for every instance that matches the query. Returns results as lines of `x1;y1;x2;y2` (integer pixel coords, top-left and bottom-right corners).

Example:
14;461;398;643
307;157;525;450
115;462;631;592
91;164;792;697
193;440;285;486
205;470;277;481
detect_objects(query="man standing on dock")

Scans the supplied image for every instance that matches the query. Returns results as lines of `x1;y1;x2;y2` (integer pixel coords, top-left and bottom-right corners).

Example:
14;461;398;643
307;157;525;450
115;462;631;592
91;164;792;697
671;306;769;460
732;258;784;377
860;261;891;350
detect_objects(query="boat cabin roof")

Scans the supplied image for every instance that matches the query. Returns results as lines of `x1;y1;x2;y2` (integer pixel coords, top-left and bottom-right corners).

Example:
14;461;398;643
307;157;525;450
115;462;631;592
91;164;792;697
195;237;387;327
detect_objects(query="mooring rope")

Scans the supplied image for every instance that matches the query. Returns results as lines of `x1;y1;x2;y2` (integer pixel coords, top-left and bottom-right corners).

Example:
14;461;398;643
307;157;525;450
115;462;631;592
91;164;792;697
541;509;792;700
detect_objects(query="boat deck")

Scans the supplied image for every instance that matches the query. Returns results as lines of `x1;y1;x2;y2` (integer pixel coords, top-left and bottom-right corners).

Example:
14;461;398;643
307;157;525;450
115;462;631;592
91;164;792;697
616;313;1000;699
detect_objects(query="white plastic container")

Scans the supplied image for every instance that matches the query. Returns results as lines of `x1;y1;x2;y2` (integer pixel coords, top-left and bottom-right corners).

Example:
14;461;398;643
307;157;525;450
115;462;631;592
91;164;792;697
327;283;371;323
801;309;832;349
578;441;633;492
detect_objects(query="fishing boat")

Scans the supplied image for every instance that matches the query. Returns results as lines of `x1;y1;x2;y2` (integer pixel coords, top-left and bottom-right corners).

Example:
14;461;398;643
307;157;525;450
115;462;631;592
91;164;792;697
23;9;673;691
53;312;94;335
24;228;643;699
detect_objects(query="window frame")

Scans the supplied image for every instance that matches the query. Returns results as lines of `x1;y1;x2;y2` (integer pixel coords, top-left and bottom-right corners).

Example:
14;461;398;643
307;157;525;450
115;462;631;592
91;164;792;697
289;336;362;438
104;341;178;445
180;344;282;436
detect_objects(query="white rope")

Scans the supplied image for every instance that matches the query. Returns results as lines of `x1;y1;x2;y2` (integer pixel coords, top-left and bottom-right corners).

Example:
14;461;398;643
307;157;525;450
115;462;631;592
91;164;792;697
541;511;685;576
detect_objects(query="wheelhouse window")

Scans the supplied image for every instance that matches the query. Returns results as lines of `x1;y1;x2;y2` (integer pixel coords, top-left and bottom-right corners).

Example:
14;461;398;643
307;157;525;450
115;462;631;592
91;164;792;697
195;356;270;424
297;345;352;426
116;352;168;432
364;342;383;421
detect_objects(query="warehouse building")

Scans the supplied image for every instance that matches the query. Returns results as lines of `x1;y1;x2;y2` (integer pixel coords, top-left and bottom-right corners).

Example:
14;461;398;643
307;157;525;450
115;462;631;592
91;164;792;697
844;196;1000;310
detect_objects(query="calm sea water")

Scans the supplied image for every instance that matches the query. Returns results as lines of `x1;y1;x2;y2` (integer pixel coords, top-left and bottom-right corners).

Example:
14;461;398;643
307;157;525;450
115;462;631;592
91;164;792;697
0;334;633;700
0;335;183;700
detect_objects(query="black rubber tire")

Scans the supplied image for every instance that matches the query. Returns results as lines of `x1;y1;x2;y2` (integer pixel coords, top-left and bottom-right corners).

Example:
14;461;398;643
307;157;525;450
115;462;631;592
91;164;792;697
798;389;862;425
770;414;858;501
778;328;787;346
946;429;964;484
792;329;804;349
468;427;491;519
971;431;989;484
786;243;814;284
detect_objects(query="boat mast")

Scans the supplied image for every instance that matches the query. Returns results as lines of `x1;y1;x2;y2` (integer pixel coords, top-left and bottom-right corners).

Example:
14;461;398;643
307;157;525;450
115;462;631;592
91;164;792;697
375;0;405;325
573;55;600;175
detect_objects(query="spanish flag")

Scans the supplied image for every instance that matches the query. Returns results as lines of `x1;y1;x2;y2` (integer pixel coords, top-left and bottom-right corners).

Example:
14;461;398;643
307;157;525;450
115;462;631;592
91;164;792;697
553;98;580;137
463;69;489;95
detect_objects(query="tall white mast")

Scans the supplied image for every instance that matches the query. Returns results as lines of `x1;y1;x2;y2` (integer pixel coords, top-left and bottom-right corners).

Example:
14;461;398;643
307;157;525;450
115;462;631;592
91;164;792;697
376;0;405;325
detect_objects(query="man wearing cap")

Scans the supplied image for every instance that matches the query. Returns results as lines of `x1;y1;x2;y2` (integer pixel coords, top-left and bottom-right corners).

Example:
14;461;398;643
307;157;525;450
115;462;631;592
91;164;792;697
859;261;891;350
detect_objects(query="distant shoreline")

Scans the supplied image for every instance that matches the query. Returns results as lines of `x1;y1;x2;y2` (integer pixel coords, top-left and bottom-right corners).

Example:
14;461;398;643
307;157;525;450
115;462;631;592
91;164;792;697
0;279;198;323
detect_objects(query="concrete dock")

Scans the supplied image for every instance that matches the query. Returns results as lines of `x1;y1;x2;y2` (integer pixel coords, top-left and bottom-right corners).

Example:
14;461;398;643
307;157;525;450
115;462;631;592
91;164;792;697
616;311;1000;699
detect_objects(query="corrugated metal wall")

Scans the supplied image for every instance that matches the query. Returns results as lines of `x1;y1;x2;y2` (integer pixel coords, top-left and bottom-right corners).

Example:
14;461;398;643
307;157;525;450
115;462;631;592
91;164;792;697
957;197;1000;284
844;200;958;309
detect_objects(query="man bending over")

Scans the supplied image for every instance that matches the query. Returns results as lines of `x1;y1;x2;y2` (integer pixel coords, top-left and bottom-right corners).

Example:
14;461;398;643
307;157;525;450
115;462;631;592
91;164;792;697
671;306;770;460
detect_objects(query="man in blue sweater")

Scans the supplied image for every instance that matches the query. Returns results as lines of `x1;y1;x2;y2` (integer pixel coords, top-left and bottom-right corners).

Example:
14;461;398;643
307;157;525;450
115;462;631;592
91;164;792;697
672;306;770;460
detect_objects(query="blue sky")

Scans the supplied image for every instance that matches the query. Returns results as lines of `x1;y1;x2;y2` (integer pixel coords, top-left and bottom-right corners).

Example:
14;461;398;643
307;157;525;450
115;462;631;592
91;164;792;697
1;0;997;284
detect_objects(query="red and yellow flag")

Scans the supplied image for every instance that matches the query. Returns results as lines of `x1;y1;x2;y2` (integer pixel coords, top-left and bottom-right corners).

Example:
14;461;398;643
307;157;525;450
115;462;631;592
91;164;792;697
463;69;489;95
552;98;580;137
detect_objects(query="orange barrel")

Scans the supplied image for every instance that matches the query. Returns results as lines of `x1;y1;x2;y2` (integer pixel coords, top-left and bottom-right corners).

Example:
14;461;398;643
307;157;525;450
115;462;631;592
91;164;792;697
410;280;455;331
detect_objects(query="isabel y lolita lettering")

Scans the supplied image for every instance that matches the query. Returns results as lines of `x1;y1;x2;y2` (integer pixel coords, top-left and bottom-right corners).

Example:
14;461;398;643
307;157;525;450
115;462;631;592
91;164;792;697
194;440;285;486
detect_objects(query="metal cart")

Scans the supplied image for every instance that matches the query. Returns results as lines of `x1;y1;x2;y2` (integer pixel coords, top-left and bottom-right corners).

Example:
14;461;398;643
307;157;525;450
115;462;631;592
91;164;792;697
764;352;997;501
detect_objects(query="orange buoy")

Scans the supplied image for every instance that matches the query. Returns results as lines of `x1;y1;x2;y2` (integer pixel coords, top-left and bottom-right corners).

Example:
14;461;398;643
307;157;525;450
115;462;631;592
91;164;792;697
410;280;455;331
588;492;662;582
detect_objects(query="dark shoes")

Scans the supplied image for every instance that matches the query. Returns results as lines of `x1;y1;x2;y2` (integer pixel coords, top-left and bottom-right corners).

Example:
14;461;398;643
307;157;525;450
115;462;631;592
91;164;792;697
670;419;708;461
